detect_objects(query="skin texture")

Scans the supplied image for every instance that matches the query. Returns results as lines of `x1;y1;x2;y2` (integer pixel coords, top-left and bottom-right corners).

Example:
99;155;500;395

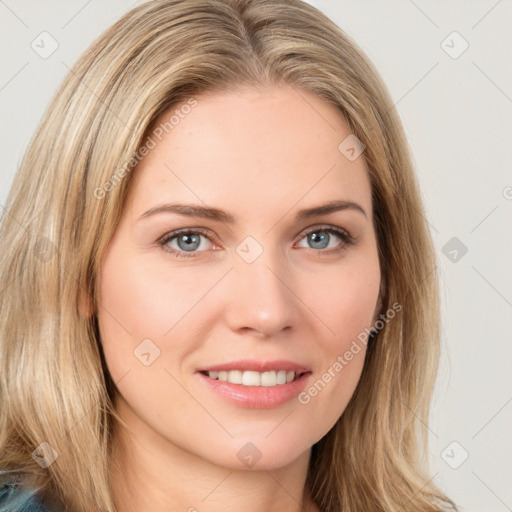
94;84;382;512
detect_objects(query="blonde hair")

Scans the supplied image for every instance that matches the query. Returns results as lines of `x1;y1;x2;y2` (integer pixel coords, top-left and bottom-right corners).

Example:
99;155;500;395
0;1;457;510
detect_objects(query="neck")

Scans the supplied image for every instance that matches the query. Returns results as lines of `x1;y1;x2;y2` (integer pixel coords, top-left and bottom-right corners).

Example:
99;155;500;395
109;397;319;512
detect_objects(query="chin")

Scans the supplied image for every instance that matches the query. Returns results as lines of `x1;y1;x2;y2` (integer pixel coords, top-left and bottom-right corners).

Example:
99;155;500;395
200;435;314;471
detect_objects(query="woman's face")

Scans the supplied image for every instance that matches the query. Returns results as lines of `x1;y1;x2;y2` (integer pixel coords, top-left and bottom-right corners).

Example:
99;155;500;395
96;84;381;470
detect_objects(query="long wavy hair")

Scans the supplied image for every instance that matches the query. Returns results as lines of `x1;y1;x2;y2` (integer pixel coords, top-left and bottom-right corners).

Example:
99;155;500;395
0;1;457;511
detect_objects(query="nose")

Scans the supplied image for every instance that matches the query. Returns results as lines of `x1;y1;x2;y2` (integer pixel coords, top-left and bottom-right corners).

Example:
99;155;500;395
223;252;298;338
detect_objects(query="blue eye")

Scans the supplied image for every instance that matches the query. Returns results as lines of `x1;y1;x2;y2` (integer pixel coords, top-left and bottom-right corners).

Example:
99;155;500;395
159;228;214;258
295;226;354;252
158;225;354;259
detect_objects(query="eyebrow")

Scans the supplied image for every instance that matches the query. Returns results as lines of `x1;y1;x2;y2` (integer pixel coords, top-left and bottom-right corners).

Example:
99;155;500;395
137;199;367;224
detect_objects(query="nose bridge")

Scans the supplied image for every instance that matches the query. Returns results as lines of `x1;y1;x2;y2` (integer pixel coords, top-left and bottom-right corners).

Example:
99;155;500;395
226;240;296;336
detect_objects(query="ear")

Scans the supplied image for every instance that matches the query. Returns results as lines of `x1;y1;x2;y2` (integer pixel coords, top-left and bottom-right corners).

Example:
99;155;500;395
78;287;95;318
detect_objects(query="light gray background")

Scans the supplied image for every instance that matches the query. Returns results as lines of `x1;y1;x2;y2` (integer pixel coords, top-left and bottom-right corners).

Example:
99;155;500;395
1;1;511;510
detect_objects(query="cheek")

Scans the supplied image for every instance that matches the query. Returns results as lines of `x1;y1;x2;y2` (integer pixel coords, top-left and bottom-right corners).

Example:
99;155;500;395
293;252;380;437
98;246;202;336
96;246;224;383
96;249;176;379
95;251;203;434
300;250;381;345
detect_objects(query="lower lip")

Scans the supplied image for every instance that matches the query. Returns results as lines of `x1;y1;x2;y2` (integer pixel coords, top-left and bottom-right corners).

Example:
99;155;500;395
196;372;311;409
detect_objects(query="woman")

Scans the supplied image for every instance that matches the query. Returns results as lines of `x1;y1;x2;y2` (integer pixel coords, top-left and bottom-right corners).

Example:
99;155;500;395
0;0;458;511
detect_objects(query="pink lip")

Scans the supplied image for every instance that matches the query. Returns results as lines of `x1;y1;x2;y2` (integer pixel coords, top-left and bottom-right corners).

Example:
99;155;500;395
196;371;312;409
197;359;311;373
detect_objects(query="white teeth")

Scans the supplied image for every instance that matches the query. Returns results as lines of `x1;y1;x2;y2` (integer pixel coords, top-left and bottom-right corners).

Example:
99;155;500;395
242;371;260;386
260;371;276;387
228;370;243;384
206;370;299;386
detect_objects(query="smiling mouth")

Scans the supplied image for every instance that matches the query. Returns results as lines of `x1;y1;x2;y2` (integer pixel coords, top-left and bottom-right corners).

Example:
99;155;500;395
199;369;308;387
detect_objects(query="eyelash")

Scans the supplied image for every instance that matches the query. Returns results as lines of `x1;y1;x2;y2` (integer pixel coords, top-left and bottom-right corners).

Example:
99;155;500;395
157;225;355;260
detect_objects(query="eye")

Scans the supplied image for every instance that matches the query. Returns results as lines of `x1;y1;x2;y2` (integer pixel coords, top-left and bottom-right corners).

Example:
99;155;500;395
158;228;217;259
294;225;354;253
158;225;355;260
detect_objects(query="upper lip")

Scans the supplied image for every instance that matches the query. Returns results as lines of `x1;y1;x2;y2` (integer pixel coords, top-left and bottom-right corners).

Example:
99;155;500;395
198;359;311;374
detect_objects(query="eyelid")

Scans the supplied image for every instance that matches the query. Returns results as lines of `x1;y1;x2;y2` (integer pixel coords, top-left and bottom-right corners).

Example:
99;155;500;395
292;223;354;245
157;227;221;252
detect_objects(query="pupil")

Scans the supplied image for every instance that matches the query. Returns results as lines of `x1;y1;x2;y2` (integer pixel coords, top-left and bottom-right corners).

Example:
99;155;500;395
310;232;328;249
178;234;200;251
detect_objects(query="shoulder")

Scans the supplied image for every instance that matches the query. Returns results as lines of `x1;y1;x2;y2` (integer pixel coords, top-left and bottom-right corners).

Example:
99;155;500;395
0;482;55;512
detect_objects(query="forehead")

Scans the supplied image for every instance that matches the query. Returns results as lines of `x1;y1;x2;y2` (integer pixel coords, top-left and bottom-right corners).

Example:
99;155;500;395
125;85;371;218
